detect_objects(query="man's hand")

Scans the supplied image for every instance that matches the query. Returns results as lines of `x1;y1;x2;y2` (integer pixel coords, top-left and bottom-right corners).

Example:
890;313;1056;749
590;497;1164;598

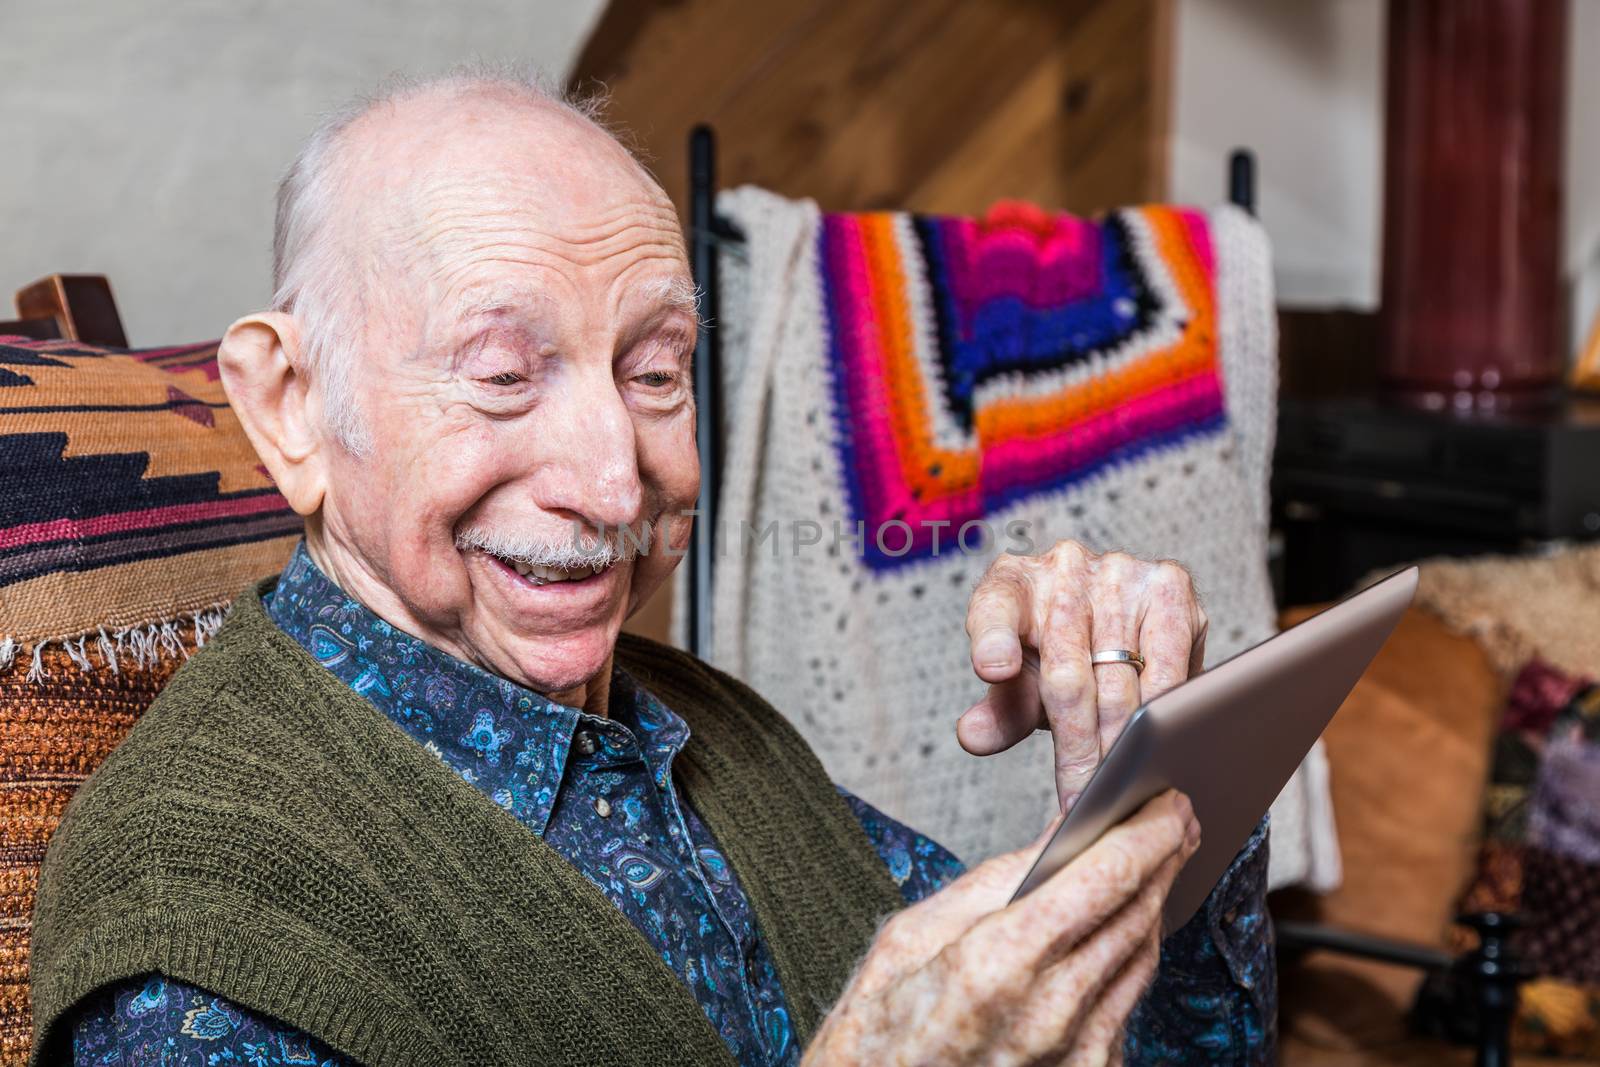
958;542;1208;811
804;791;1202;1067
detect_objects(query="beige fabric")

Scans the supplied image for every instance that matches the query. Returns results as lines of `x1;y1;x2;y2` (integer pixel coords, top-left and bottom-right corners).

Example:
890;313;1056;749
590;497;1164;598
1381;544;1600;678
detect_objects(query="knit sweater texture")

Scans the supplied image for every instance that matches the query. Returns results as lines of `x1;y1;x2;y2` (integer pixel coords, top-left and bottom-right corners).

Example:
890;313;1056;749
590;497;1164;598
29;581;906;1066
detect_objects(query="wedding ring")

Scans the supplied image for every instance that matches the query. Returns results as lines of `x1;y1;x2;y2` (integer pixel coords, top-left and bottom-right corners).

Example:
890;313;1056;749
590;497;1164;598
1091;649;1145;674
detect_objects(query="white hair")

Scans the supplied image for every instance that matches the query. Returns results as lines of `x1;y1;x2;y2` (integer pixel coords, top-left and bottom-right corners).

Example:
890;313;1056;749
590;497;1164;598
270;64;627;456
455;522;648;569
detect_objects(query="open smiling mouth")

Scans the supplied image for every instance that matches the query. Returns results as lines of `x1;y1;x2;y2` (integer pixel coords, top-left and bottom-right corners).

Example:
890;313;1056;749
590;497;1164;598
478;550;614;587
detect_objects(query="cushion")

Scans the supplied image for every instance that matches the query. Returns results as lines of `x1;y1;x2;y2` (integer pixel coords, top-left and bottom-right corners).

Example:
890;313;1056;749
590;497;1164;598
1452;659;1600;1059
1275;603;1504;1049
0;337;300;1063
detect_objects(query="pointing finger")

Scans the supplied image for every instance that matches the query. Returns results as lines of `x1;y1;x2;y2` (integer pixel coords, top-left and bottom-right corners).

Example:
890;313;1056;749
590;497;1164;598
957;648;1042;756
1137;562;1203;705
965;556;1034;683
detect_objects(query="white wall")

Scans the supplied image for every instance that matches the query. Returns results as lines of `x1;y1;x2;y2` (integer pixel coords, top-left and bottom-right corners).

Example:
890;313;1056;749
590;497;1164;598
1171;0;1600;355
2;0;605;345
12;2;1598;352
1171;0;1386;309
1567;0;1600;355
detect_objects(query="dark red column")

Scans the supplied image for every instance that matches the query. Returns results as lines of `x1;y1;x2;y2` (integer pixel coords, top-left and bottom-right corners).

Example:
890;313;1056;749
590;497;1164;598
1380;0;1568;409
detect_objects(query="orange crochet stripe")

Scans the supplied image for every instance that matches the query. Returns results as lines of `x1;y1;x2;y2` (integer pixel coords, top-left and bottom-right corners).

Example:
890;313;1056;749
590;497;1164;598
858;213;979;505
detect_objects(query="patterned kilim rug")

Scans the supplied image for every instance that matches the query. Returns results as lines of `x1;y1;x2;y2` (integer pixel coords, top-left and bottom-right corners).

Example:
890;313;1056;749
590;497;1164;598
0;337;301;1063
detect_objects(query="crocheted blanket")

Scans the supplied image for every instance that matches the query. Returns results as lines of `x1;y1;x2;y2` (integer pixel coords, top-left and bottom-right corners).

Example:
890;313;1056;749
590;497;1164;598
705;188;1338;890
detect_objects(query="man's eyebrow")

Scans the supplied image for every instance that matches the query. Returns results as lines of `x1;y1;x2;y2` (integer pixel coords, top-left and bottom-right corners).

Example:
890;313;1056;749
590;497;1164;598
453;292;546;323
433;294;550;368
638;276;702;319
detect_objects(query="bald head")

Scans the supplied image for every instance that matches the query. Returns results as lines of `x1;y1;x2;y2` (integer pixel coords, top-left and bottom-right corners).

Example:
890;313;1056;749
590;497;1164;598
271;68;676;453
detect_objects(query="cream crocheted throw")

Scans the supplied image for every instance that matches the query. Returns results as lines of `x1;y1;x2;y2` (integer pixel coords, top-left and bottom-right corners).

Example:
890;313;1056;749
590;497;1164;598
696;186;1340;891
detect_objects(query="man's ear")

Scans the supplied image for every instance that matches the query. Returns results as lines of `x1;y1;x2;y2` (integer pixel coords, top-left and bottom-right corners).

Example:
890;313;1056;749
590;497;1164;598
218;312;328;517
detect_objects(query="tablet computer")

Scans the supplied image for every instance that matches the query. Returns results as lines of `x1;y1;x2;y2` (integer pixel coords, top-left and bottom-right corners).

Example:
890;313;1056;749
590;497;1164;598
1010;565;1419;929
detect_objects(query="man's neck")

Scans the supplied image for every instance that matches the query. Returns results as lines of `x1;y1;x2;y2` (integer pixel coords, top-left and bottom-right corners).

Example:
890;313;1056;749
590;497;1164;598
303;528;612;718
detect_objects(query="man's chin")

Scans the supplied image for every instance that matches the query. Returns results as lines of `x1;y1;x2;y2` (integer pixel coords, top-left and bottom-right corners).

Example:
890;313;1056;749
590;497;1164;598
458;548;630;698
483;628;619;702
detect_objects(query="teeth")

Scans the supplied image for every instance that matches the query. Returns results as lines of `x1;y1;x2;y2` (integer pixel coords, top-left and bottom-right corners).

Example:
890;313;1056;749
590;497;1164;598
496;554;606;585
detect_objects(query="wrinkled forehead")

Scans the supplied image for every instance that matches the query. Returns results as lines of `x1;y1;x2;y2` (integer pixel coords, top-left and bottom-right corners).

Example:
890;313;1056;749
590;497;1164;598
342;94;691;327
447;275;699;322
435;273;699;352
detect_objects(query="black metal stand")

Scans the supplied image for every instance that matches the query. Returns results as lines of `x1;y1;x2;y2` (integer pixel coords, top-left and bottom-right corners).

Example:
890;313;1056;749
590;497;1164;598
1461;912;1525;1067
1229;148;1257;216
1277;911;1529;1065
686;126;718;660
686;125;743;660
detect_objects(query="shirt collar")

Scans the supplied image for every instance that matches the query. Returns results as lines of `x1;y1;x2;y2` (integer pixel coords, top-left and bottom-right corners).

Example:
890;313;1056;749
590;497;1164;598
264;540;690;831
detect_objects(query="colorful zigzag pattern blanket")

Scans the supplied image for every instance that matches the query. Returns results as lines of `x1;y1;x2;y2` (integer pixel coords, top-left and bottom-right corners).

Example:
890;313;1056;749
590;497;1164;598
821;201;1227;569
706;188;1338;888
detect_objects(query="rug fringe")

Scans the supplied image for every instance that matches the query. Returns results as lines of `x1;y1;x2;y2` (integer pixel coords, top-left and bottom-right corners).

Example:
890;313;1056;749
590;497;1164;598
2;604;234;683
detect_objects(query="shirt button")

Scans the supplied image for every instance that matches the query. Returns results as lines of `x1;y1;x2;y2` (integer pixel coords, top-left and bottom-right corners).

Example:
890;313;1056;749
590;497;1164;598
574;729;598;756
593;796;613;818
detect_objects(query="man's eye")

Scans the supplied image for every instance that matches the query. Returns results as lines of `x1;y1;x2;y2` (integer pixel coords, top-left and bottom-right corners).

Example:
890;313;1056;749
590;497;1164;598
634;371;677;389
483;371;525;387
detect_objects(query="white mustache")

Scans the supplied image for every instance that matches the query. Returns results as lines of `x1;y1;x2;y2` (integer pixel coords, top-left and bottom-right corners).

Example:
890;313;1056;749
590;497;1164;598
455;523;647;569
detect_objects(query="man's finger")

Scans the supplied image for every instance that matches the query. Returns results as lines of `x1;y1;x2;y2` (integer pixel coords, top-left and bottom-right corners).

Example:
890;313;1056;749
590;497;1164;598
977;791;1194;973
965;558;1034;683
894;807;1067;936
1005;848;1181;1064
1136;562;1201;705
1089;596;1142;760
1038;586;1098;809
852;807;1069;998
1189;609;1209;679
1061;924;1162;1066
956;649;1042;755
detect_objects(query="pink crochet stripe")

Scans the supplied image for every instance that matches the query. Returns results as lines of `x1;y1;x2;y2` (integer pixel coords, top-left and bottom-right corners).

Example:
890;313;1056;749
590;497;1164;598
981;374;1224;497
940;213;1105;314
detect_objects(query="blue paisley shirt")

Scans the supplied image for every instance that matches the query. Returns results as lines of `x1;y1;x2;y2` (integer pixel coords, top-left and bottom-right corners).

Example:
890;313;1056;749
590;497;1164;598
68;541;1274;1066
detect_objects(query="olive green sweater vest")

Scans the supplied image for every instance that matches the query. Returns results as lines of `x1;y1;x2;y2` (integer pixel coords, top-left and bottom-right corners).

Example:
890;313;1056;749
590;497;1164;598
30;583;905;1066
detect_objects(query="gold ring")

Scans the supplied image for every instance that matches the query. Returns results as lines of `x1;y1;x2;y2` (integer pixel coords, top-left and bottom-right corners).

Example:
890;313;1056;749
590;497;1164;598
1091;649;1145;674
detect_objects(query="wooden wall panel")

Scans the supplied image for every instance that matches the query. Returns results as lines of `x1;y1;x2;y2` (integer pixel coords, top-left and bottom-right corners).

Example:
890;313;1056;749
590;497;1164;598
571;0;1173;218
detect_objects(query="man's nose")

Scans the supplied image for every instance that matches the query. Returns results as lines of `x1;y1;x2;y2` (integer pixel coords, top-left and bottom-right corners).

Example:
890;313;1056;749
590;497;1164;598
539;377;643;529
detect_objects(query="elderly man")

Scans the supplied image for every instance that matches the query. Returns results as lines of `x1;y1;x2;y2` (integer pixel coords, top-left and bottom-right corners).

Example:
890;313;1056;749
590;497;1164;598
33;71;1270;1066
